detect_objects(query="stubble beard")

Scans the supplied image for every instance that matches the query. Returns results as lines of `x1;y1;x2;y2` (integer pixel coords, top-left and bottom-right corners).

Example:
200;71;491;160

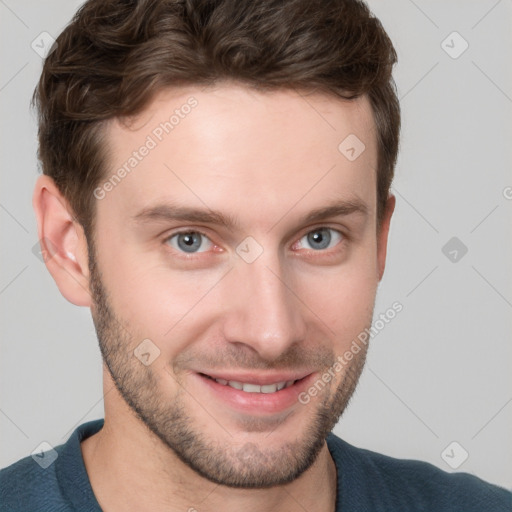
87;237;370;488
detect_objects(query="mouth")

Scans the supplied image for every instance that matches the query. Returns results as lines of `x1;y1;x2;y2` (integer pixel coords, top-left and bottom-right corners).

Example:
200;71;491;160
193;371;315;415
200;373;301;394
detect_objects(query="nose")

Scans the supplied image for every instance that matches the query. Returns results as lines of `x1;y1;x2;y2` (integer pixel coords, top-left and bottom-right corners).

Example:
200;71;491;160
220;248;307;362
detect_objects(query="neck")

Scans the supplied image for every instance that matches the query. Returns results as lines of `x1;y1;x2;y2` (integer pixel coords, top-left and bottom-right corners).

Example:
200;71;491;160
81;397;337;512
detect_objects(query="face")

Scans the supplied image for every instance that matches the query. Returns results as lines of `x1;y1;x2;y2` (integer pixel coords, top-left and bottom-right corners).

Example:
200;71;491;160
87;84;389;488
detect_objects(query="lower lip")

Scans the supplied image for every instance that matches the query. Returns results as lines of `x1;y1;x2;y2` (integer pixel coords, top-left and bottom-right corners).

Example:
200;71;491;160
194;373;315;415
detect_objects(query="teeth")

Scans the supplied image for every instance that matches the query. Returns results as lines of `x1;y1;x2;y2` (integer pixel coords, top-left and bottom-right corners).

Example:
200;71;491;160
213;378;295;393
243;383;261;393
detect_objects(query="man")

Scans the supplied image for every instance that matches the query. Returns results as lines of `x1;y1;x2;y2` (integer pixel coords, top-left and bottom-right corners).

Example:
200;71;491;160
1;0;510;510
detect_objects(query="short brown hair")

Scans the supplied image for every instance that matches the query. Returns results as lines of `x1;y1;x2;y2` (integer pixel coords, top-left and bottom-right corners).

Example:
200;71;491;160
33;0;400;242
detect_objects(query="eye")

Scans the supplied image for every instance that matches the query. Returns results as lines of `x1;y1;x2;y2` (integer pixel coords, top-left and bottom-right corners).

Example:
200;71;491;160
165;230;213;254
295;227;344;251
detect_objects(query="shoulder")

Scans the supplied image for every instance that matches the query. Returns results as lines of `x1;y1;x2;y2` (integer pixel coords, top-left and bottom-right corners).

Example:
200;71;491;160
326;433;512;511
0;419;104;512
0;449;67;512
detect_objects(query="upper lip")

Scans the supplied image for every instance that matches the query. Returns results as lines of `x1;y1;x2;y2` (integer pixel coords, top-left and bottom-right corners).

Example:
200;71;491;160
196;371;313;385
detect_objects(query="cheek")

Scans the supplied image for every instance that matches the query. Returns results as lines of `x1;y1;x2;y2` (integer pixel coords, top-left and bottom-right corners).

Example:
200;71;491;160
295;253;378;343
95;238;225;351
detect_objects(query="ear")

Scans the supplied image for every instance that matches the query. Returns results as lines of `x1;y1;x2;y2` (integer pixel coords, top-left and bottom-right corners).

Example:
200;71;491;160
32;175;92;307
376;193;396;282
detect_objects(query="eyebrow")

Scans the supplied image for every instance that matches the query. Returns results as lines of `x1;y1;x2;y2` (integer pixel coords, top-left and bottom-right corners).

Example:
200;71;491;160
131;197;369;232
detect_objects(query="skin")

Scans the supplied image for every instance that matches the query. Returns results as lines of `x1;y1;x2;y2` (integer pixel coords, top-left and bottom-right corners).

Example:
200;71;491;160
33;83;395;512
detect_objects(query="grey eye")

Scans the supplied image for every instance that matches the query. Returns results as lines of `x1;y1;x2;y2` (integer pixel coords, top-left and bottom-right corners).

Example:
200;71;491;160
167;231;212;253
300;228;342;251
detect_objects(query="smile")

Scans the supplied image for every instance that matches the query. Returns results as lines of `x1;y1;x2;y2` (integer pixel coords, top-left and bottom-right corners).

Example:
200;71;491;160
203;375;296;393
194;371;315;415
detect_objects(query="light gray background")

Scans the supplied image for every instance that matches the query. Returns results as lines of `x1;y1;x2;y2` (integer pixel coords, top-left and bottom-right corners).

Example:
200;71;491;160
1;0;511;490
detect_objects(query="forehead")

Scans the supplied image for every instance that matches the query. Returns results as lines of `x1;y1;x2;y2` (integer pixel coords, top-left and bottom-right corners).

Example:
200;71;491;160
99;83;377;231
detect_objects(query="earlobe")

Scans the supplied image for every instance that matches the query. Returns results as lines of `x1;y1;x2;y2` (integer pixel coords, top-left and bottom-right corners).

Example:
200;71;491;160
377;193;396;282
32;175;92;307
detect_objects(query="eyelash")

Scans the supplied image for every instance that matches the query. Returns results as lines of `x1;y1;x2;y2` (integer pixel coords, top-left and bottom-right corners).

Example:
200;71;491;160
162;226;348;260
